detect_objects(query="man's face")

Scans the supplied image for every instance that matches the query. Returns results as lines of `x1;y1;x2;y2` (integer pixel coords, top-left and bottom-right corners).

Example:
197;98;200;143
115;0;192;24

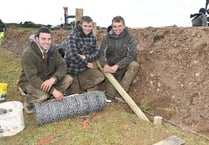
37;32;52;50
81;22;93;35
112;21;125;36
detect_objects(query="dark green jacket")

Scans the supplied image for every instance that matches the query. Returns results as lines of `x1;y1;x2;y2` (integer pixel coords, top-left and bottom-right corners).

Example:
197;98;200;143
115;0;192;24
99;28;137;70
18;35;67;94
0;19;5;32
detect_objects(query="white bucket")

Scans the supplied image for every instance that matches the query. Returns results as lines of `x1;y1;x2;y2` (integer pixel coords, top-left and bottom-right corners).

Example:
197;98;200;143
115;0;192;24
0;101;25;137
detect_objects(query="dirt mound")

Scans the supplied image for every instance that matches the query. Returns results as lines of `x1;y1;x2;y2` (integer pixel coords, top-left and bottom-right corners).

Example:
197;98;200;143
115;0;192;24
129;26;209;134
2;26;209;136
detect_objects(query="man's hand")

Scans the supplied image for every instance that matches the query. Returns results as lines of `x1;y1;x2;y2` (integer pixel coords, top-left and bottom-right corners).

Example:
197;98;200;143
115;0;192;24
79;54;86;60
103;64;119;73
52;89;64;100
79;54;94;68
87;62;94;68
111;65;119;73
41;77;56;92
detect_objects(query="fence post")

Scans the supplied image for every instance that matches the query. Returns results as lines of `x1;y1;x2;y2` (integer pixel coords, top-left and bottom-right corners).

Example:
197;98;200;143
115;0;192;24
76;8;83;23
93;22;97;36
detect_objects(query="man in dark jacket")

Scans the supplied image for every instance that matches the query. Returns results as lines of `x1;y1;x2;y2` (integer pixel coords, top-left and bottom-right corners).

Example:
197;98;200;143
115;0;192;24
65;16;104;93
0;19;6;45
18;27;73;114
191;8;208;26
99;16;139;102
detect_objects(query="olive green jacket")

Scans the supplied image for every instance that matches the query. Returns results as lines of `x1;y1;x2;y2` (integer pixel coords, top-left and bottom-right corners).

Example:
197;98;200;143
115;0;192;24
99;28;137;70
18;35;67;94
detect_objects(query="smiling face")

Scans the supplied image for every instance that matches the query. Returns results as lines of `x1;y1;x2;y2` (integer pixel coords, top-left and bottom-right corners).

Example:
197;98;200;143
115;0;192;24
36;32;52;50
81;21;93;35
111;16;126;36
112;21;125;36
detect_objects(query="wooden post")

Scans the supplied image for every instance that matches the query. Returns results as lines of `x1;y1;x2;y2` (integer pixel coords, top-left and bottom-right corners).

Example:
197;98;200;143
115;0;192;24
93;22;97;36
63;7;68;26
96;61;150;122
75;8;83;22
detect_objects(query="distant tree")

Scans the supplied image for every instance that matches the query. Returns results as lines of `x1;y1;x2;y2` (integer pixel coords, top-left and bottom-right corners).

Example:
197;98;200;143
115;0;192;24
21;21;45;28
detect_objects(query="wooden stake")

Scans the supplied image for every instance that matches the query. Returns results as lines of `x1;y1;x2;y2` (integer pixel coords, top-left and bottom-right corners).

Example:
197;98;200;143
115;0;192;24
75;8;83;22
92;22;97;36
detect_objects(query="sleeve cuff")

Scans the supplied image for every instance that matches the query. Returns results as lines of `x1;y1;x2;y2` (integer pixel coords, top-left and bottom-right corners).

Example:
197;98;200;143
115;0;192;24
52;75;58;84
49;86;55;94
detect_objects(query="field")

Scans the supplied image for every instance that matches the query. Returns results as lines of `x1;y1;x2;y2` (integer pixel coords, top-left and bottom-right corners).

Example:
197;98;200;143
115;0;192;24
0;26;209;144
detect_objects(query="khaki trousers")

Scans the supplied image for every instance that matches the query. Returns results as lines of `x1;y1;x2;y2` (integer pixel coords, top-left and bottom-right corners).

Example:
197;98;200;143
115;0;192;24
24;74;73;105
105;61;139;98
70;68;105;94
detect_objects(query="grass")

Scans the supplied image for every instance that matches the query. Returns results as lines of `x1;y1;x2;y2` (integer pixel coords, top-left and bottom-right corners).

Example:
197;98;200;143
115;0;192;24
0;47;209;145
140;98;153;111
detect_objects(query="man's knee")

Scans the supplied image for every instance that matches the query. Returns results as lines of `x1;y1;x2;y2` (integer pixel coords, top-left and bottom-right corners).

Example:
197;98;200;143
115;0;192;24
95;71;105;84
65;74;73;86
54;74;73;93
88;69;105;84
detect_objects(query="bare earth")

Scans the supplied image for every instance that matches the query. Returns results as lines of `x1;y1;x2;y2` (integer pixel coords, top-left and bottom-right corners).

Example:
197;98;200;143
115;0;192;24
3;26;209;137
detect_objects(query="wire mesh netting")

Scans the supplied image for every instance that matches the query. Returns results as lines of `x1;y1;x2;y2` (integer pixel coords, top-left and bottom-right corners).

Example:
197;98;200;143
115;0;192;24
34;91;107;125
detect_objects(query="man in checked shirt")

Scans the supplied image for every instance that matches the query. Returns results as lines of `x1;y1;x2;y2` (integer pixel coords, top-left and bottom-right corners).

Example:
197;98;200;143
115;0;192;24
64;16;104;93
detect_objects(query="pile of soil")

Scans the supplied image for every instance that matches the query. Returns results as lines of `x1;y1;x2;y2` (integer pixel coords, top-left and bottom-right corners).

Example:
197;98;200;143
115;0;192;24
2;26;209;137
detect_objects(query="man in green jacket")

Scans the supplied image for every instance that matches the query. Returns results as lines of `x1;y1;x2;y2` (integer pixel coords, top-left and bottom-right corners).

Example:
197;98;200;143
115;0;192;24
0;19;6;45
99;16;139;102
18;27;73;114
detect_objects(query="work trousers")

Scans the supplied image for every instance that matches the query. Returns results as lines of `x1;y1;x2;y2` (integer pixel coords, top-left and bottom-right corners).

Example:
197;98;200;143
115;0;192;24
69;68;105;94
105;61;140;98
24;74;73;106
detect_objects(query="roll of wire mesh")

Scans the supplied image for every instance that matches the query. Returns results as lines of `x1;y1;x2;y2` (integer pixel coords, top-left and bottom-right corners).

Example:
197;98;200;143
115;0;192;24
34;91;107;125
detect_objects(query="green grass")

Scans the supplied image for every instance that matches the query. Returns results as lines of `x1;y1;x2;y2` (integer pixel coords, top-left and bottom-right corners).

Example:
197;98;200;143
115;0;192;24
0;49;22;102
140;98;153;111
0;48;209;145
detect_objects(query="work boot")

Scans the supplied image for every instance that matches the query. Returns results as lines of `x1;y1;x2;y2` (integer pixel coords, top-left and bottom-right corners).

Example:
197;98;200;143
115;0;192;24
23;101;34;114
64;88;75;96
87;86;98;92
115;94;125;103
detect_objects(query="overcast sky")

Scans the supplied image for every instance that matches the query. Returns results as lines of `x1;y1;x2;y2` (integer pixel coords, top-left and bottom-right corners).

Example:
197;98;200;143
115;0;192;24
0;0;207;28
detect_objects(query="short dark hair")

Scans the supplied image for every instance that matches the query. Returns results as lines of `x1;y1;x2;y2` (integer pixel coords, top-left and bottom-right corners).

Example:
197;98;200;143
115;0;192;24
80;16;93;24
199;8;206;14
36;27;51;37
112;16;125;25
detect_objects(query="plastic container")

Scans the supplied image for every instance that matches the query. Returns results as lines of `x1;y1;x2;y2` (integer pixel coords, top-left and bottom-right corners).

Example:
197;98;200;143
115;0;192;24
0;83;8;101
0;101;25;137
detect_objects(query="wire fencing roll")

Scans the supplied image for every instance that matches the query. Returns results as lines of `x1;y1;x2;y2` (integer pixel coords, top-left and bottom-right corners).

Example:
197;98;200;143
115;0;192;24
34;91;107;126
